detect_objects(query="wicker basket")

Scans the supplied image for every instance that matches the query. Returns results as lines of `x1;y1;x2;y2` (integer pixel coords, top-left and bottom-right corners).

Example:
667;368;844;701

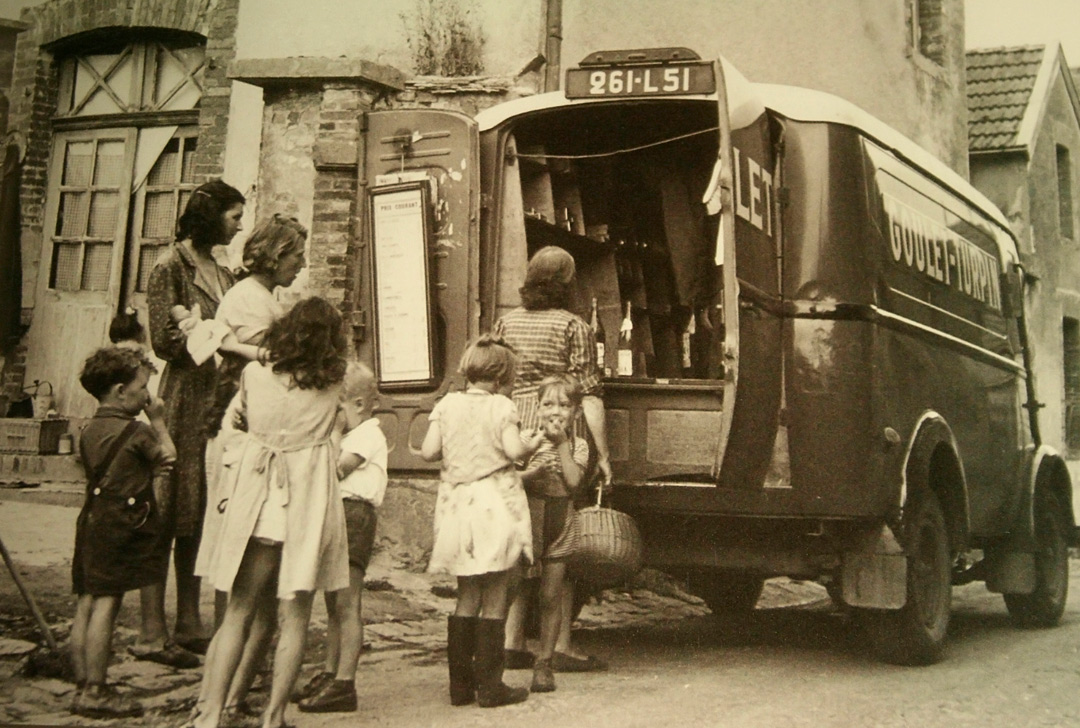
569;489;643;590
0;417;69;454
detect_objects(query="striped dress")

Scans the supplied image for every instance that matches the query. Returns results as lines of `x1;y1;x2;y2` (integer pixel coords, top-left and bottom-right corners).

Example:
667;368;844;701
492;307;602;432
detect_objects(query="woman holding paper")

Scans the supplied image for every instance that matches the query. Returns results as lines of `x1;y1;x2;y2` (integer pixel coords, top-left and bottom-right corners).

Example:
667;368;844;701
147;178;246;653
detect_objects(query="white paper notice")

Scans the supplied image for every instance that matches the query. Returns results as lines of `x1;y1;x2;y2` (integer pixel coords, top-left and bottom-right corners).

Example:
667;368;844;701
372;188;433;383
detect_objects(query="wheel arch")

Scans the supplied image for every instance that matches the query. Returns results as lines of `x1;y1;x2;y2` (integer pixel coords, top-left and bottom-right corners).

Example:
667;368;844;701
900;413;969;553
1022;447;1078;547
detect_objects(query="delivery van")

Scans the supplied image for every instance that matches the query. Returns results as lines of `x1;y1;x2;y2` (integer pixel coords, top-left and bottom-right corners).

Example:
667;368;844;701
354;47;1076;664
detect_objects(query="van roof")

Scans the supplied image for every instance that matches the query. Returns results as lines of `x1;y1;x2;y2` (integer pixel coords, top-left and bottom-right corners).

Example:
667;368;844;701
755;83;1017;257
476;74;1019;263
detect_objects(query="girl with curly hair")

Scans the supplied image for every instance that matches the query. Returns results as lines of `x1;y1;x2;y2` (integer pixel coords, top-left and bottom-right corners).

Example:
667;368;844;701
192;297;349;728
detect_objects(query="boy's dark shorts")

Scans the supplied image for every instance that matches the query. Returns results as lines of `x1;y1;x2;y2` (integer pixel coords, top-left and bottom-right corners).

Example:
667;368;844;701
343;497;377;575
72;496;168;596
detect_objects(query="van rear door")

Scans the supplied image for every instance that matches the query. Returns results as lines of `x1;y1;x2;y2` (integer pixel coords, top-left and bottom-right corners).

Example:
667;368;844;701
359;109;480;471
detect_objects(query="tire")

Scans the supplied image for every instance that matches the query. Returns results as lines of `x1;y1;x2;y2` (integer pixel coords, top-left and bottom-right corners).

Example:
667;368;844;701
868;491;952;665
1004;491;1069;628
690;571;765;615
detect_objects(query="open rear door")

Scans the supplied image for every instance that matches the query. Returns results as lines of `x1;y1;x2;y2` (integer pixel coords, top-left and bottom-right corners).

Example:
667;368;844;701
358;109;479;471
711;58;785;490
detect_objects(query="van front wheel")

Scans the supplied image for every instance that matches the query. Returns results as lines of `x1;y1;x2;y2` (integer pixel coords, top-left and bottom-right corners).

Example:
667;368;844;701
1004;490;1069;628
866;491;951;665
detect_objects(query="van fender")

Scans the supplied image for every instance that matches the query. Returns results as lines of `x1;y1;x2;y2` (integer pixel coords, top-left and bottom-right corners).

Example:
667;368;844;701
985;445;1077;594
841;412;968;609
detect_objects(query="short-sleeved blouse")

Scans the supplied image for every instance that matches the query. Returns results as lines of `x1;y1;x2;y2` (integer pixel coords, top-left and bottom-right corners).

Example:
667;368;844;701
430;390;519;485
493;307;601;430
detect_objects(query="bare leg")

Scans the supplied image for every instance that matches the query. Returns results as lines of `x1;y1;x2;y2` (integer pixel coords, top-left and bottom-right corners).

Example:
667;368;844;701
503;567;528;652
70;594;93;685
193;541;280;728
174;533;206;642
261;591;314;728
84;595;122;685
535;562;566;661
478;570;512;619
224;580;277;708
456;575;483;617
137;581;168;646
333;577;364;681
323;590;341;676
214;590;228;630
554;582;587;657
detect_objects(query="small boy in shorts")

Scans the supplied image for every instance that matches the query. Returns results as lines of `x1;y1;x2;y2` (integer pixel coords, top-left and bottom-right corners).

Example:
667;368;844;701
298;361;388;713
70;347;177;719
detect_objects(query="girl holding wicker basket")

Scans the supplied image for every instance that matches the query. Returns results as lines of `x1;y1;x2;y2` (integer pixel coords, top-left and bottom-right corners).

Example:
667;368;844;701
519;374;591;693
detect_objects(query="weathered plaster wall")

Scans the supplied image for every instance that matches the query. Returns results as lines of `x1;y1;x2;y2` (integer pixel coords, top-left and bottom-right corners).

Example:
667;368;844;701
234;0;543;78
1021;70;1080;456
559;0;969;175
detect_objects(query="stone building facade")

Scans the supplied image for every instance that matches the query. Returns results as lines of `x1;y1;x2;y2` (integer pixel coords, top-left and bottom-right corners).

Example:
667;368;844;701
967;44;1080;463
1;0;969;420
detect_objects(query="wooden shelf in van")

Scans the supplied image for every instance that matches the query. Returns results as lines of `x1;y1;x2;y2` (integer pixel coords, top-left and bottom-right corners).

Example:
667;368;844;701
525;216;614;260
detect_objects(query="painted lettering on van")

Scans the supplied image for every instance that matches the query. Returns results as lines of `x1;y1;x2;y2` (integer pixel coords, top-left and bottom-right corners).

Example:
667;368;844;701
883;194;1001;310
734;147;772;237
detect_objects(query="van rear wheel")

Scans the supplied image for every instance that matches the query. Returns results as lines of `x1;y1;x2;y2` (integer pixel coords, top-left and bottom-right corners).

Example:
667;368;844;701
867;491;951;665
1004;491;1069;628
689;572;765;614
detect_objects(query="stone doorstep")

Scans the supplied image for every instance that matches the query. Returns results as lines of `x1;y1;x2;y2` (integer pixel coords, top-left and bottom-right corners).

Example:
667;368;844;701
0;453;84;486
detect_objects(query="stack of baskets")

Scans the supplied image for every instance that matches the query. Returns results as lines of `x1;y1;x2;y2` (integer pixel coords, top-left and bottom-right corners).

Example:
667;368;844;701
569;486;643;590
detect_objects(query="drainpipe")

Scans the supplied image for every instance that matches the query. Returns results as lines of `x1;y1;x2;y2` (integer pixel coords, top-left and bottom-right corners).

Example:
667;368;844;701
544;0;563;92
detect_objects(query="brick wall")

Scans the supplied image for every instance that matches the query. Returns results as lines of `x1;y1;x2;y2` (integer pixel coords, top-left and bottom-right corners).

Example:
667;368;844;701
0;0;240;408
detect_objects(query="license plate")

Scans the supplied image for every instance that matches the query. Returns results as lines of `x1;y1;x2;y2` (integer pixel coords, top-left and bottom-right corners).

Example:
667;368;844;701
565;62;715;99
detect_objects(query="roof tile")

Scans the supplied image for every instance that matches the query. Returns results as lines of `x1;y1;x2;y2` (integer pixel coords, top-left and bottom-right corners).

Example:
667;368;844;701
966;45;1044;151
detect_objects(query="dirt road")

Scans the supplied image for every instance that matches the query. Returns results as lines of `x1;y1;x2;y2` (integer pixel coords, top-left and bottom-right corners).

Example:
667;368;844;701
2;496;1080;727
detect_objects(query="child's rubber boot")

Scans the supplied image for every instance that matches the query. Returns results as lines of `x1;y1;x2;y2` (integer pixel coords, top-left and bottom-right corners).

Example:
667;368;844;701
447;615;478;706
474;618;528;708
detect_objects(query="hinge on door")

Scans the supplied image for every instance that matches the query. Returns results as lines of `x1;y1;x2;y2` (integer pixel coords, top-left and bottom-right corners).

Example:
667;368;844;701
350;309;367;343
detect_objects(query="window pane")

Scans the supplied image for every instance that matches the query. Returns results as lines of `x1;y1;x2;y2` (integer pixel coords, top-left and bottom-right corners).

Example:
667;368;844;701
94;141;126;186
81;243;112;290
143;191;176;238
57;191;88;237
181;138;198;183
50;243;81;290
88;191;119;237
62;142;93;186
178;190;192;219
147;138;180;186
137;243;164;292
154;45;205;110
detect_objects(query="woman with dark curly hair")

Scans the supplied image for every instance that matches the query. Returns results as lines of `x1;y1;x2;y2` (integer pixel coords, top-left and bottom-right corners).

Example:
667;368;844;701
193;296;350;728
147;178;246;654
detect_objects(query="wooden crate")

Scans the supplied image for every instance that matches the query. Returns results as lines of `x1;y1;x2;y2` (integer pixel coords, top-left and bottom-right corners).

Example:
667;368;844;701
0;418;69;454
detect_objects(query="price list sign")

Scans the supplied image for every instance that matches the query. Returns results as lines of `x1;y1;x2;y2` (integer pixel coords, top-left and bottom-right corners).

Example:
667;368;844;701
370;184;435;386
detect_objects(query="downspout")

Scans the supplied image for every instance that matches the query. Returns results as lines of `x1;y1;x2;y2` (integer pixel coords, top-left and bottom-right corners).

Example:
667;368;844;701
544;0;563;92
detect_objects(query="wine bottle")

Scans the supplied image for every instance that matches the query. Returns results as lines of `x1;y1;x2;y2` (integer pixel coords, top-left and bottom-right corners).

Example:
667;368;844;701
617;300;634;377
590;297;609;377
681;309;696;371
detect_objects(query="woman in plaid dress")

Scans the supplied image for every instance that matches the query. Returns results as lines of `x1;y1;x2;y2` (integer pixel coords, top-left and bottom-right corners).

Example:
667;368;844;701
493;245;612;671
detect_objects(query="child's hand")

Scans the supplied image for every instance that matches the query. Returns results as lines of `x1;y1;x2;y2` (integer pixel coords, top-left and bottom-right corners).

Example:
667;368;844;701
144;396;166;420
542;414;569;445
337;452;364;480
170;305;191;322
526;427;545;451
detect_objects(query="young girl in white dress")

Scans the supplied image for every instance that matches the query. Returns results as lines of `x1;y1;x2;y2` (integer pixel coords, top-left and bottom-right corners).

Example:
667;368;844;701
422;334;544;708
191;296;349;728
